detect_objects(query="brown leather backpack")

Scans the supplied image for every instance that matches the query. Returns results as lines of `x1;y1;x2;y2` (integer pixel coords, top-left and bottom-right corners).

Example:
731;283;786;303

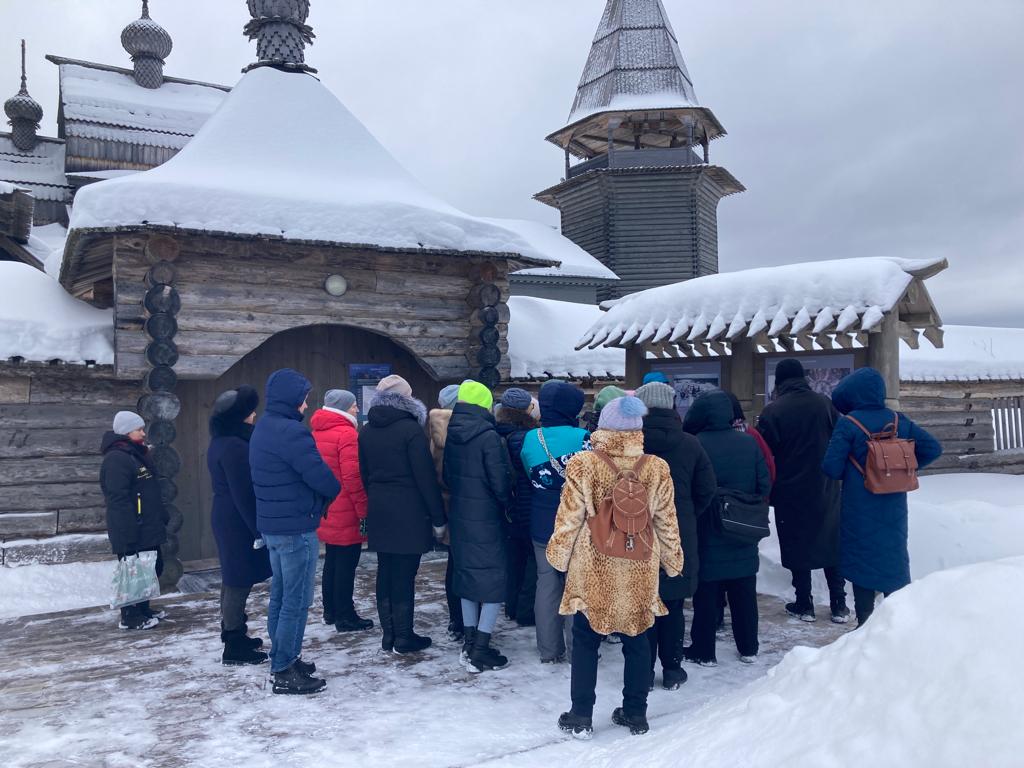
847;413;919;494
587;451;654;561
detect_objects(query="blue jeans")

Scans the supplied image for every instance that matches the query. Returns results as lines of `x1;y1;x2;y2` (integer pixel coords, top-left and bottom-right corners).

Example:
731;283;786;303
264;531;319;673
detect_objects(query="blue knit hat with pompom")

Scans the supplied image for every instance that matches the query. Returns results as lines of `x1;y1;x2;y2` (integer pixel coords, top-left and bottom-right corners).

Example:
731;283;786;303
597;395;648;432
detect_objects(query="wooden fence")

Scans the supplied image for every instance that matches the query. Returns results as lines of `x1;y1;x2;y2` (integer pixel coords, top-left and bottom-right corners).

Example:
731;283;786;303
992;396;1024;451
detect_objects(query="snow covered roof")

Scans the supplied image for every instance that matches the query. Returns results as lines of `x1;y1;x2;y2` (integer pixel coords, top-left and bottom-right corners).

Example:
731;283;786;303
578;256;948;355
66;67;559;266
48;58;229;153
0;134;71;203
0;262;113;365
24;222;69;277
901;325;1024;382
491;218;618;281
508;296;625;379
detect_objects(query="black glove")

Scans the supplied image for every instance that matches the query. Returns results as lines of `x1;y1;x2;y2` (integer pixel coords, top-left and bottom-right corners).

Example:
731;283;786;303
359;518;367;537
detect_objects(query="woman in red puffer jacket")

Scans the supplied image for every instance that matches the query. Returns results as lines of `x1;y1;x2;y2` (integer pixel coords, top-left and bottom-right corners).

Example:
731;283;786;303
312;389;373;633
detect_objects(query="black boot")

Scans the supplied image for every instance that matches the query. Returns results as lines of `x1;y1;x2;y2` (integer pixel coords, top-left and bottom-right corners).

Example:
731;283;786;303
612;707;649;735
226;621;264;650
392;598;431;655
468;631;508;673
663;667;688;690
119;605;158;631
294;658;316;675
335;612;374;632
785;601;816;622
138;601;166;620
460;627;477;668
830;598;851;624
379;595;395;652
221;629;269;666
558;711;593;740
272;663;326;695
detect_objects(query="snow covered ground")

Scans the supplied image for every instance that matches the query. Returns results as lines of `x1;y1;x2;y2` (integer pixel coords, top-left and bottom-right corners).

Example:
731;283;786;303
0;559;116;619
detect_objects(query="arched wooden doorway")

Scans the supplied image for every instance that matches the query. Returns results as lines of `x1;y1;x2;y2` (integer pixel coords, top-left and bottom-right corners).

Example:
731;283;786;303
175;324;442;563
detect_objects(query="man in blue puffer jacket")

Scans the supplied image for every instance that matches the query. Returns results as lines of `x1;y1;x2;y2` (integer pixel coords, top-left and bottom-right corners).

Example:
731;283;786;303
250;368;341;694
822;367;942;627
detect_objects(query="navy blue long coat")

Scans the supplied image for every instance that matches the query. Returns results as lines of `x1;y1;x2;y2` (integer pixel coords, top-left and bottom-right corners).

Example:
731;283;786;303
822;368;943;594
249;369;341;537
208;421;272;588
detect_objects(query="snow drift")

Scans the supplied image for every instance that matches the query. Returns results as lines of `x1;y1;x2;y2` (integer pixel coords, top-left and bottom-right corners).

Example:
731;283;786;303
901;324;1024;381
0;262;113;364
525;557;1024;768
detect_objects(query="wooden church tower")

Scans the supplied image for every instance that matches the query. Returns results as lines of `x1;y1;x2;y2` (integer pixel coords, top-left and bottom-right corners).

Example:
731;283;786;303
536;0;744;300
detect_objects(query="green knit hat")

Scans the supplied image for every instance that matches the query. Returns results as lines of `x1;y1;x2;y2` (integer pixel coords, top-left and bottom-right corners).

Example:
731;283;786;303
458;380;493;410
594;385;627;412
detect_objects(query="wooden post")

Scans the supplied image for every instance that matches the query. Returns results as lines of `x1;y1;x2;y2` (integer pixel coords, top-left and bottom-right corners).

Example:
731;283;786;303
867;312;901;410
625;344;649;389
730;337;756;418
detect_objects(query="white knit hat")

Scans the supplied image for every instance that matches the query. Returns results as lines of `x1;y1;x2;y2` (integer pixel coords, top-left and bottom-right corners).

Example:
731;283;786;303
113;411;145;435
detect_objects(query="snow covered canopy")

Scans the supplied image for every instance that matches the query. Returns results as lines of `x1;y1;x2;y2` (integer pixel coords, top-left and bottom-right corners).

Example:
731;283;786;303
578;256;948;357
901;325;1024;382
63;67;563;285
508;296;624;379
0;262;113;365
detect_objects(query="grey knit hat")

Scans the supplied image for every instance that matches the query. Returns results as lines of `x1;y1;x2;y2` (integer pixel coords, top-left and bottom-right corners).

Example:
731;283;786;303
597;396;648;432
438;384;461;410
325;389;357;412
113;411;145;435
635;382;676;411
501;388;533;412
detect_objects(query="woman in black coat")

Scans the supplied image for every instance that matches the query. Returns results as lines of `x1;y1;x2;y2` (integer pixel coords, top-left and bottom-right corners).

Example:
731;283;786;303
683;389;771;666
495;389;538;626
636;383;718;689
757;359;846;622
444;382;514;673
358;376;446;655
207;386;272;665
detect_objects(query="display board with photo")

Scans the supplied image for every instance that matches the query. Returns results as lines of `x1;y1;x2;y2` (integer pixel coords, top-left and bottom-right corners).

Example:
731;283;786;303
650;361;723;420
764;355;855;403
349;363;392;424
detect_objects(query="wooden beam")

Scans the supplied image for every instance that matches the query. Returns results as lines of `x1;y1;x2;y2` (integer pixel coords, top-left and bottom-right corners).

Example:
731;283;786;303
898;321;921;350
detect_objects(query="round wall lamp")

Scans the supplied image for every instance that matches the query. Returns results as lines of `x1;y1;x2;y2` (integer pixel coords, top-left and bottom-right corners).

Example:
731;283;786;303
324;274;348;297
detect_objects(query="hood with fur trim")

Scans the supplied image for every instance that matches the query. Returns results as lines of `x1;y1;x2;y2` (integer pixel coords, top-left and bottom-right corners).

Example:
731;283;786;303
367;390;428;427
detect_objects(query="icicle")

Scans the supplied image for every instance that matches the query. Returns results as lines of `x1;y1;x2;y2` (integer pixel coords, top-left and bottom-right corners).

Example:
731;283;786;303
836;305;860;332
707;312;728;340
687;312;710;341
861;305;885;331
768;308;790;336
746;309;768;338
726;310;747;339
813;306;835;334
790;307;812;334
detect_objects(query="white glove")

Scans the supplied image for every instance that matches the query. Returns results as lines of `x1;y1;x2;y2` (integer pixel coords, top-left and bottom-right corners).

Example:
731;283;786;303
433;525;448;543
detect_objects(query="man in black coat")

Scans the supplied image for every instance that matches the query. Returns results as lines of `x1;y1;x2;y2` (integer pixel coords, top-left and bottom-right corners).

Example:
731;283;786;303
100;411;168;631
636;383;717;689
359;375;446;655
758;359;849;624
444;381;515;672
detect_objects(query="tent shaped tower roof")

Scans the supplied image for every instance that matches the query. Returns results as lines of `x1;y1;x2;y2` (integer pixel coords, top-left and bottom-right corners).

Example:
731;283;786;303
548;0;727;160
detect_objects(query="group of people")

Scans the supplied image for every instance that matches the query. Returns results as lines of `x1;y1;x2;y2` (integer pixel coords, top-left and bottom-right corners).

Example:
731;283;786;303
98;358;942;735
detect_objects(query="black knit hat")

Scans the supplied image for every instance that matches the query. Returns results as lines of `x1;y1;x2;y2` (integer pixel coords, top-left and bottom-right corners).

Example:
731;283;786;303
774;358;806;385
210;385;260;435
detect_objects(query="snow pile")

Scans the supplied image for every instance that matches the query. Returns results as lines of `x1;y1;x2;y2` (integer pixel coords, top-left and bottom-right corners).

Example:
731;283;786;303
493;218;618;281
0;180;15;194
0;262;114;364
759;473;1024;605
24;222;69;276
0;560;116;619
523;557;1024;767
58;63;227;149
579;257;946;349
69;68;557;265
508;296;625;379
901;325;1024;381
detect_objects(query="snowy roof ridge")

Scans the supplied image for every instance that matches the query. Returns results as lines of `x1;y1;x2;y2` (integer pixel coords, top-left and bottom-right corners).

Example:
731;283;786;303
487;217;618;281
578;256;948;352
65;68;564;268
568;0;699;123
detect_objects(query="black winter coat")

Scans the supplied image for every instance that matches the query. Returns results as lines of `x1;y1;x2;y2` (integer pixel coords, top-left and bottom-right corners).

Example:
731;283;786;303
757;377;841;571
359;391;446;555
99;432;168;556
642;408;718;599
207;420;272;588
495;408;537;541
688;391;771;582
444;403;514;603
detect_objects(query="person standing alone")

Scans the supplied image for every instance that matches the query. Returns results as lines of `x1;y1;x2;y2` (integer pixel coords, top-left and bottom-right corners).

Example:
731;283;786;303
100;411;168;630
250;369;340;695
208;386;272;664
758;359;849;623
312;389;373;633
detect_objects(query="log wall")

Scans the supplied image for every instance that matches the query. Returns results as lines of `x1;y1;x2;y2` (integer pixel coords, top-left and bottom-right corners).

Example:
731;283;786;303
0;364;142;565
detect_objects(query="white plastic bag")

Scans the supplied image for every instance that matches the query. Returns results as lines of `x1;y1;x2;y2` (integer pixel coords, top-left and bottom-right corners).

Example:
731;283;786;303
109;551;161;609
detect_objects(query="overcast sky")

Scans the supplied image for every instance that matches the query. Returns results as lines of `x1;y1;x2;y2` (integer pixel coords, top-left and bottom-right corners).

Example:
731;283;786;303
2;0;1022;326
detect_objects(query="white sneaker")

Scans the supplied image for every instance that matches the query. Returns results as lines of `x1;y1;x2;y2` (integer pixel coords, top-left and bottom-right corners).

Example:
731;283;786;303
118;616;159;631
739;654;757;664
